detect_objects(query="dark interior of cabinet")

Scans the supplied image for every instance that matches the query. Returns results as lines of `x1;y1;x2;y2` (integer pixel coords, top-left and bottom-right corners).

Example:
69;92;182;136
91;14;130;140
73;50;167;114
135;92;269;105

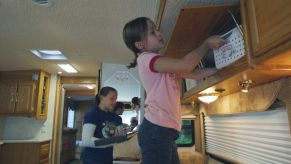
199;7;242;69
164;4;242;71
164;4;240;59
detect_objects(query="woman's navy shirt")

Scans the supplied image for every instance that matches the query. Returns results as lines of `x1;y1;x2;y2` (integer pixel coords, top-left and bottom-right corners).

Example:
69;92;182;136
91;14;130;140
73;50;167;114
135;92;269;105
81;106;122;163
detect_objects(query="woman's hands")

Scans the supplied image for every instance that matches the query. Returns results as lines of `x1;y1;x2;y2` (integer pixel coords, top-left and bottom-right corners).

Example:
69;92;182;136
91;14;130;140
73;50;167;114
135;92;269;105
205;36;227;49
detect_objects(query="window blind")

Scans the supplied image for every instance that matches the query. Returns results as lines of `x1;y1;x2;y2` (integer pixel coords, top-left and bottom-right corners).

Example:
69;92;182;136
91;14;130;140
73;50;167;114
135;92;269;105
204;109;291;164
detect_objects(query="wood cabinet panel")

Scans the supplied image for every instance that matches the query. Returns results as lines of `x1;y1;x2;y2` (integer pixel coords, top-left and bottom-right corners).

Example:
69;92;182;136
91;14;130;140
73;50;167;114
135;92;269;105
0;81;35;115
242;0;291;63
0;70;50;119
162;1;291;103
14;81;35;113
36;71;50;120
0;82;17;113
0;141;50;164
61;129;77;164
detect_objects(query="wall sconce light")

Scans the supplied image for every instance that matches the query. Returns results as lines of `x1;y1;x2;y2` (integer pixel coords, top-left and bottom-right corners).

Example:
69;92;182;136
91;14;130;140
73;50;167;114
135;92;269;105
239;80;253;93
198;89;225;104
198;93;219;104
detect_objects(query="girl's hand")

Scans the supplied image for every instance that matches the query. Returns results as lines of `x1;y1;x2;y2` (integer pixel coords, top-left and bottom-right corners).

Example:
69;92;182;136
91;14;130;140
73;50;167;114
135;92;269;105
206;36;227;49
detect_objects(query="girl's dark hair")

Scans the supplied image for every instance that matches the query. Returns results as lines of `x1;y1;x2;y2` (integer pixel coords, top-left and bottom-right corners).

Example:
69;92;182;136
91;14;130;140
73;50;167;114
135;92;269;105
113;102;125;112
95;86;117;105
131;97;140;106
123;17;149;68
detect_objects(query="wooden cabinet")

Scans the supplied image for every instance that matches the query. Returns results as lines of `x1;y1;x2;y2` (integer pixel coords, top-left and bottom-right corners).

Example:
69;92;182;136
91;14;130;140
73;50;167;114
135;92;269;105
0;82;17;113
61;128;77;164
161;1;291;104
0;141;50;164
0;81;35;114
0;70;50;119
36;71;50;120
241;0;291;64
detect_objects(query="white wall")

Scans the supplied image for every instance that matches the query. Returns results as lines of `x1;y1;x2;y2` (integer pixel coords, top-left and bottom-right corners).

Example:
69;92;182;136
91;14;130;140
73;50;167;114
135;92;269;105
101;63;142;102
0;74;57;140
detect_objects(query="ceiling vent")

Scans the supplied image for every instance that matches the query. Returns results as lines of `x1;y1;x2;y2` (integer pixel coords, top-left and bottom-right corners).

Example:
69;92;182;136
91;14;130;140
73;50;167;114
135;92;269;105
32;0;52;7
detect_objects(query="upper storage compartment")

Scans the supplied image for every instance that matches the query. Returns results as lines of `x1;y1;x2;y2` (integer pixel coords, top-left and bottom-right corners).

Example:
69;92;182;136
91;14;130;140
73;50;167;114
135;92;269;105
241;0;291;65
164;4;241;59
162;1;291;104
0;70;50;120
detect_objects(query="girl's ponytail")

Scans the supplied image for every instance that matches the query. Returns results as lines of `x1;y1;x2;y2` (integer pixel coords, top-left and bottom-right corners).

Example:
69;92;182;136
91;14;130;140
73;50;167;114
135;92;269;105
127;54;138;68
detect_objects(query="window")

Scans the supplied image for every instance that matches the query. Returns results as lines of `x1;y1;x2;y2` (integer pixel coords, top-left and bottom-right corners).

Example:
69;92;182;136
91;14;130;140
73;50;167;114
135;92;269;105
175;119;195;147
67;107;75;128
120;110;137;125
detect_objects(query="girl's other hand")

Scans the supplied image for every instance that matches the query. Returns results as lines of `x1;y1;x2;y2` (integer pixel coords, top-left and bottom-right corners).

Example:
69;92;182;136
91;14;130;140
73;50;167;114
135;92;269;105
206;36;227;49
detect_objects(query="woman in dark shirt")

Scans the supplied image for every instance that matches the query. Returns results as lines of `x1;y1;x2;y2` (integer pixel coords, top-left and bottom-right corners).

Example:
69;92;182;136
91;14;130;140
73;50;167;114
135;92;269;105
81;86;122;164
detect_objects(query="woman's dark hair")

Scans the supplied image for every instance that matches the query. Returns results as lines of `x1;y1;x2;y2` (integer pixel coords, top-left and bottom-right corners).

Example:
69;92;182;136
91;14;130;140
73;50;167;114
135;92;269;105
95;86;117;105
131;97;140;106
123;17;149;68
113;102;125;112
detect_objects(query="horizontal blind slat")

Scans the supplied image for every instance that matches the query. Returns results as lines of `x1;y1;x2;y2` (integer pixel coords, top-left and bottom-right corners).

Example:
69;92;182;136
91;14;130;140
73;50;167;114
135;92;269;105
205;109;291;164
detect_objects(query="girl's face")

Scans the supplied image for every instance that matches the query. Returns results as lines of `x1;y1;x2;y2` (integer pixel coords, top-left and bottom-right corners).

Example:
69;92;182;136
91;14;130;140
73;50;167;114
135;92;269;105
100;91;117;111
142;20;164;53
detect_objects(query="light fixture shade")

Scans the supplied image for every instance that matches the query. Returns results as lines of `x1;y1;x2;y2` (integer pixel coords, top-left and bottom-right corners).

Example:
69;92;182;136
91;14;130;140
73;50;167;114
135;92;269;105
198;94;218;104
58;64;77;73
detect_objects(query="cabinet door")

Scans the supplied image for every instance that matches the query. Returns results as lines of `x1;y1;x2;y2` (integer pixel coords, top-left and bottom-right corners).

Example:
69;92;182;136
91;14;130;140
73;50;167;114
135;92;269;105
0;81;17;113
14;81;35;114
36;72;50;120
244;0;291;58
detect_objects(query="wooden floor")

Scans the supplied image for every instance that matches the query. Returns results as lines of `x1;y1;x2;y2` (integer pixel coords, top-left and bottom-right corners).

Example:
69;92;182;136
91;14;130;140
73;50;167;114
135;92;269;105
178;147;205;164
68;147;205;164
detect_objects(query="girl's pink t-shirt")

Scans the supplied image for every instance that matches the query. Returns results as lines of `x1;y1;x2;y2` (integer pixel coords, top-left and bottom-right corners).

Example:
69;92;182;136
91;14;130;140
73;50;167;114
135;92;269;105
137;52;181;131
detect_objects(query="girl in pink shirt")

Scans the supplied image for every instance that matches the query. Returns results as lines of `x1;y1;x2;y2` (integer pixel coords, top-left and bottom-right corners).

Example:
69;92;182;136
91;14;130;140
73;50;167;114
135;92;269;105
123;17;225;164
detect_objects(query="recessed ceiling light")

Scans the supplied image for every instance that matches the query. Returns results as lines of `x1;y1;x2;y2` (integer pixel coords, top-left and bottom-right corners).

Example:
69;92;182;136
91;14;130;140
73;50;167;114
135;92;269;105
32;0;52;7
31;50;68;60
58;71;62;74
79;84;96;90
57;64;78;73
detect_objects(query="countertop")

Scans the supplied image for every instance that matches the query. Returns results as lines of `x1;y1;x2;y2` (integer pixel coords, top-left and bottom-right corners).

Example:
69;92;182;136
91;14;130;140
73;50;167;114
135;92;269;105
0;138;51;143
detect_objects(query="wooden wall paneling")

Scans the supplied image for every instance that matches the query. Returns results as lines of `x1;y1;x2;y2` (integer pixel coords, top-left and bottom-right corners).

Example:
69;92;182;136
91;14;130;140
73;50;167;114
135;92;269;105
200;112;207;164
51;75;62;164
181;104;196;116
0;70;40;81
182;59;291;104
0;142;50;164
201;78;285;116
277;77;291;135
61;77;97;84
195;111;202;153
65;90;95;96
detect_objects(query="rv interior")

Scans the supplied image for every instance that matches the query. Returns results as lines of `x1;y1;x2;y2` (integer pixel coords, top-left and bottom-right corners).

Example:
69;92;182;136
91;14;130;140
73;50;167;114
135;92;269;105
0;0;291;164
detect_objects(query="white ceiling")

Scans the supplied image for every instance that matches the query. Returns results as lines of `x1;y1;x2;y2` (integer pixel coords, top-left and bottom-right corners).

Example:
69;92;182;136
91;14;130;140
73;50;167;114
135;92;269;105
0;0;160;77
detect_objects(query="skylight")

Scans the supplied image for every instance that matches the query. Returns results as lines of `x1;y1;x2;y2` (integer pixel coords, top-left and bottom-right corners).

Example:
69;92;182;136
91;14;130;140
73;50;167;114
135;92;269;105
31;50;68;60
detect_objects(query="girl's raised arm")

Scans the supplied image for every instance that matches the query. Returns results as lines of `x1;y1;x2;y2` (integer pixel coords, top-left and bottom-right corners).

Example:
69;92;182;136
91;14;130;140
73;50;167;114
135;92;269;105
153;36;225;74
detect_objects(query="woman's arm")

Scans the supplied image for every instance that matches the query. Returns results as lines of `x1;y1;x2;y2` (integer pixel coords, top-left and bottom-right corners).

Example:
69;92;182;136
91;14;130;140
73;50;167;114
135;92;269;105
80;123;115;148
153;36;225;74
177;68;218;80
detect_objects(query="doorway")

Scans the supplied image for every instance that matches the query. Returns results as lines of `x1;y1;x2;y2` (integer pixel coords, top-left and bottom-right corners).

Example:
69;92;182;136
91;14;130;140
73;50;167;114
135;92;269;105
53;76;97;164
